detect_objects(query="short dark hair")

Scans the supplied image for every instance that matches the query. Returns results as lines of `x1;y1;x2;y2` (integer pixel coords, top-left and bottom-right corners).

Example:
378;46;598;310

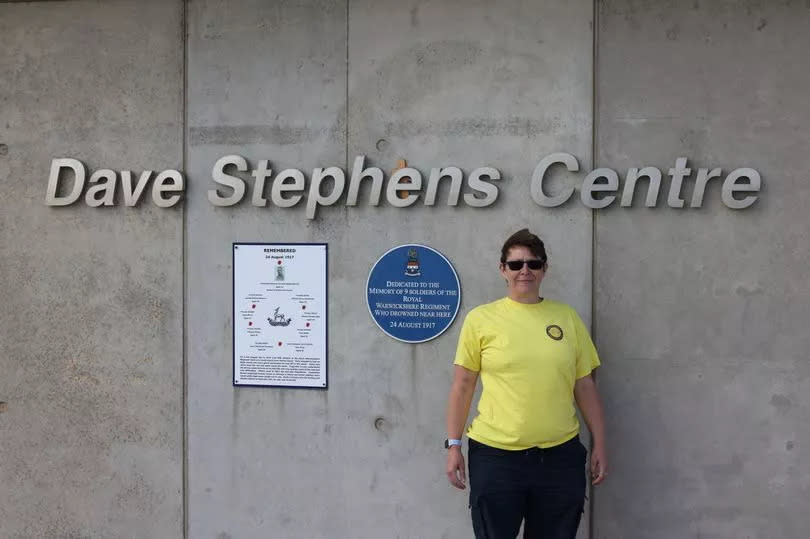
500;228;547;264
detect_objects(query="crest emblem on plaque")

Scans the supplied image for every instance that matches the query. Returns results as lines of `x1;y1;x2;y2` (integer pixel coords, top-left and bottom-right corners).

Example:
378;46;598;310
405;248;421;277
268;307;292;327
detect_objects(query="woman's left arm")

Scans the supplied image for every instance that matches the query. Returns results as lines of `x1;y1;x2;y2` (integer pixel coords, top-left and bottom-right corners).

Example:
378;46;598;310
574;374;608;485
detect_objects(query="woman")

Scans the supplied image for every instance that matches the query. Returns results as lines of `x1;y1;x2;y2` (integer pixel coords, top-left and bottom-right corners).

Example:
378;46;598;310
445;228;607;539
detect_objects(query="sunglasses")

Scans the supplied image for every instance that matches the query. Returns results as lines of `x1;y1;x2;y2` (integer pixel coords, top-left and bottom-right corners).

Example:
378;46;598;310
504;259;545;271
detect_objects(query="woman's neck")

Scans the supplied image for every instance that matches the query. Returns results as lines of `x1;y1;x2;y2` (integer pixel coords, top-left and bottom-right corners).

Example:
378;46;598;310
508;292;542;304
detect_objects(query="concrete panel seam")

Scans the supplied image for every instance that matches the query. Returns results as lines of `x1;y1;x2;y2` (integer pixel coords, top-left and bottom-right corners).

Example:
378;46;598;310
590;1;600;538
346;0;350;169
182;0;189;538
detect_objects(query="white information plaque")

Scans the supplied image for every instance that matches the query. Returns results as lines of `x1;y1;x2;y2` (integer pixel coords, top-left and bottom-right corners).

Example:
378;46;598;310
233;243;327;388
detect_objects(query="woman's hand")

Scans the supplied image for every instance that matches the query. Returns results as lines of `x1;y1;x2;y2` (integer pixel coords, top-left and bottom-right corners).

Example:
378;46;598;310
446;446;467;489
445;365;478;490
590;444;608;485
574;374;608;485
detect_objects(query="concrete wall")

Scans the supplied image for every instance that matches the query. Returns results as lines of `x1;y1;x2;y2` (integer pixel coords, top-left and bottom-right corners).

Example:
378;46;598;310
0;1;184;537
594;1;810;538
186;1;592;537
2;0;808;538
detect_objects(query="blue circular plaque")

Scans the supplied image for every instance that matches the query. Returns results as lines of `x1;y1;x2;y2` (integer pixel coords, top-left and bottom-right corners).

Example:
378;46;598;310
366;244;461;343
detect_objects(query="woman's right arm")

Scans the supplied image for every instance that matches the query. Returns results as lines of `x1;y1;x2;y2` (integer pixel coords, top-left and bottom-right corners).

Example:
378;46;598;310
445;365;479;489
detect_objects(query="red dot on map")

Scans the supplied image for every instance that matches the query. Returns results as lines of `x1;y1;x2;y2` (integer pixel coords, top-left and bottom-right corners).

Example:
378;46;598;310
278;341;282;346
251;304;256;309
306;322;310;327
302;305;306;310
278;260;282;265
248;322;253;326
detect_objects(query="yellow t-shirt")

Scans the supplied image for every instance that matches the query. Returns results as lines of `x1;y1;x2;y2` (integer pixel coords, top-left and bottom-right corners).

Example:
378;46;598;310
453;297;600;450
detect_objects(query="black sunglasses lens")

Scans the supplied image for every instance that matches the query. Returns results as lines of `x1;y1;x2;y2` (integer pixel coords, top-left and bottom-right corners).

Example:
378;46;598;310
505;260;544;270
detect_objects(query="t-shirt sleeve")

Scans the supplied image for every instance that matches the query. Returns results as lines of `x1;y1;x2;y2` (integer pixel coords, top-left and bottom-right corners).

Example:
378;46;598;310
571;307;601;378
453;311;482;372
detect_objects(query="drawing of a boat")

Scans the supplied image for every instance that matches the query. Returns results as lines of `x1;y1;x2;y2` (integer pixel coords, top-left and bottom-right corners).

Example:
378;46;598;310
267;307;292;327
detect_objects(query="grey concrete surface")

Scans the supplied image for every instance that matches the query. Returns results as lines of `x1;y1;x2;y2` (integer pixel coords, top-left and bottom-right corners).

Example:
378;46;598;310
5;1;809;538
0;1;184;537
186;1;592;537
347;1;594;537
594;2;810;538
185;1;350;538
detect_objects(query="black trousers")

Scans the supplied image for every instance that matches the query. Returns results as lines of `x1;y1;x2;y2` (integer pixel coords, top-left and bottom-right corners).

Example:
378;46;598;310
467;436;587;539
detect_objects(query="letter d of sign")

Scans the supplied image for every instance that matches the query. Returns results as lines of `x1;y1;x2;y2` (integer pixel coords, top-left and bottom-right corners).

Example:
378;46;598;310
46;158;85;206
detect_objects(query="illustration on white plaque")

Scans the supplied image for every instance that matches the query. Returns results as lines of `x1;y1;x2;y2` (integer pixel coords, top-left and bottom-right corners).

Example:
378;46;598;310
267;307;292;327
275;263;285;281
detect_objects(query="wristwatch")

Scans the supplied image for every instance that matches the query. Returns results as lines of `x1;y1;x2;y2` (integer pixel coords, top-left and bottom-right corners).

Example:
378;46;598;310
444;438;462;449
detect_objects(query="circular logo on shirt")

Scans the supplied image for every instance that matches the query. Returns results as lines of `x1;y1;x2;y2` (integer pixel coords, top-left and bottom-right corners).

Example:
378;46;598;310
546;324;563;340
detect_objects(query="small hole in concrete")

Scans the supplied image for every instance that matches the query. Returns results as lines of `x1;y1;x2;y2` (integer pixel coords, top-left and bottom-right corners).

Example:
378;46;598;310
375;139;389;152
0;402;8;413
0;144;8;156
374;416;386;430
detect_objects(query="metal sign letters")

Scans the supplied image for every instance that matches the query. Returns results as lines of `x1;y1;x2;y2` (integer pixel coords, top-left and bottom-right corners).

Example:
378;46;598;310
44;153;762;214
